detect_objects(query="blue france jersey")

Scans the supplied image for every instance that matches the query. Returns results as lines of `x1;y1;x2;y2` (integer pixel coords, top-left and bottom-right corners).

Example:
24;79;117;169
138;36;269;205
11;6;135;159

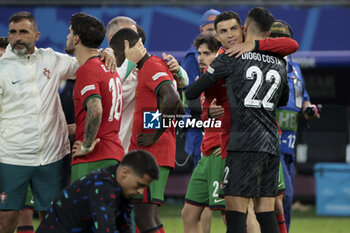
276;60;310;155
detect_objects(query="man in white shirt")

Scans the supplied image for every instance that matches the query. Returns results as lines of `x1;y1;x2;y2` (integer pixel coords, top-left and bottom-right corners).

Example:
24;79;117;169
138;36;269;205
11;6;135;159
0;11;117;233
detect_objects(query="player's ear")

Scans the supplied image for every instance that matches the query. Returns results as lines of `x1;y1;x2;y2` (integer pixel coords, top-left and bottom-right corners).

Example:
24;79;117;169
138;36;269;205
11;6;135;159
74;34;80;45
124;166;131;174
121;166;131;178
244;22;249;33
34;31;40;42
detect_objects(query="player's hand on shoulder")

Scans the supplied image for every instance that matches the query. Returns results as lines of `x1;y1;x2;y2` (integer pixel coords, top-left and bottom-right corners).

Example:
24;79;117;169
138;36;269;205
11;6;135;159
137;132;157;147
225;41;255;58
125;38;146;64
72;139;100;159
100;48;117;72
162;52;180;74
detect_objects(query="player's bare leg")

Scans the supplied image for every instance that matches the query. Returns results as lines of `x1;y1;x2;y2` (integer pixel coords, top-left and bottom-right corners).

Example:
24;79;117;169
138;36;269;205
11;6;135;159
182;203;205;233
247;199;261;233
17;209;34;233
221;209;226;226
0;210;19;233
201;207;212;233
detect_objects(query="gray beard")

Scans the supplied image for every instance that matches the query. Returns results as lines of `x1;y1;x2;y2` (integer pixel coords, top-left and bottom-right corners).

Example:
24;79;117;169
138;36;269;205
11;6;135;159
13;46;28;56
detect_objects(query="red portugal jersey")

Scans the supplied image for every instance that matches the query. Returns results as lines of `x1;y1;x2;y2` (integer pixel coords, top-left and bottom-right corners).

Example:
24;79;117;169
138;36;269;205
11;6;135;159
128;56;176;168
73;57;125;165
200;80;224;156
199;48;230;159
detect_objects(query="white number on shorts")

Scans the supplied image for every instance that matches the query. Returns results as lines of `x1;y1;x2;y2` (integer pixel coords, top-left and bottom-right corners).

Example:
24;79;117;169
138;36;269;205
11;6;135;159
244;66;281;110
223;166;229;185
212;181;219;198
108;77;123;121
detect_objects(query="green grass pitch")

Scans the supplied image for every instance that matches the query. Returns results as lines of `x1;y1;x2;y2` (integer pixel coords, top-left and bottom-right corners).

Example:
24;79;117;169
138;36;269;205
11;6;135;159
31;204;350;233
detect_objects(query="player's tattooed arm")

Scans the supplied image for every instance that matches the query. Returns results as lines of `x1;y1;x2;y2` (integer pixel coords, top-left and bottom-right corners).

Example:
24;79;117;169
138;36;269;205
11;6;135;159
84;97;102;146
72;97;102;159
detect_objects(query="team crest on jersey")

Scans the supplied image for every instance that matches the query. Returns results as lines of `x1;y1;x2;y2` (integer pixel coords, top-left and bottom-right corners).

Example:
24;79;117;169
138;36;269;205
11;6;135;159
43;68;51;79
0;192;7;203
143;110;161;129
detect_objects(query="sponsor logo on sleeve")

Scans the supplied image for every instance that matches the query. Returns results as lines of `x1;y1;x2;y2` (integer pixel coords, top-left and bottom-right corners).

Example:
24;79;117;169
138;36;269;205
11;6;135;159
152;72;168;81
81;84;96;96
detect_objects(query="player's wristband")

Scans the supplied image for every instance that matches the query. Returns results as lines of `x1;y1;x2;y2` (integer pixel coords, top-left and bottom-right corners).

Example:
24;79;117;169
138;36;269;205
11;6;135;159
80;144;93;153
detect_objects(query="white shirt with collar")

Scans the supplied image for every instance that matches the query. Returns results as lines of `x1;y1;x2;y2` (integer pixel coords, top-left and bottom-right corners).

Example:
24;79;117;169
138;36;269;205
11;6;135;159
0;44;79;166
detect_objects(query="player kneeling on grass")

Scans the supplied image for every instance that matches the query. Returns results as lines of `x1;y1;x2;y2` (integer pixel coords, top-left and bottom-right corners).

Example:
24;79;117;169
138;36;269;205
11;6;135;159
36;150;159;233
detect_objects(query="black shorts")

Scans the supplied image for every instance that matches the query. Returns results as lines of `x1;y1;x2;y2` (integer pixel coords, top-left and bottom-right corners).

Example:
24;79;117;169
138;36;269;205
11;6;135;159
223;151;279;198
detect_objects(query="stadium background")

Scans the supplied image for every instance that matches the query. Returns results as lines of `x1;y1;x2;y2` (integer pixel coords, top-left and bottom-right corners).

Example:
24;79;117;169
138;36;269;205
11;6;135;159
1;1;349;232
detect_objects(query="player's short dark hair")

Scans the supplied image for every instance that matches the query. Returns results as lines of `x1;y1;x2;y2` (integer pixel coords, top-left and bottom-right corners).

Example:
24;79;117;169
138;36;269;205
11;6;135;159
121;150;159;180
8;11;37;31
136;24;146;44
193;34;221;53
70;12;105;49
214;11;242;31
247;7;275;33
0;37;9;49
109;27;140;66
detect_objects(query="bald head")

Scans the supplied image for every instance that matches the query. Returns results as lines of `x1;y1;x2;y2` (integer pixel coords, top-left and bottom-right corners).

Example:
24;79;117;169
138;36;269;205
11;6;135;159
106;16;137;42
